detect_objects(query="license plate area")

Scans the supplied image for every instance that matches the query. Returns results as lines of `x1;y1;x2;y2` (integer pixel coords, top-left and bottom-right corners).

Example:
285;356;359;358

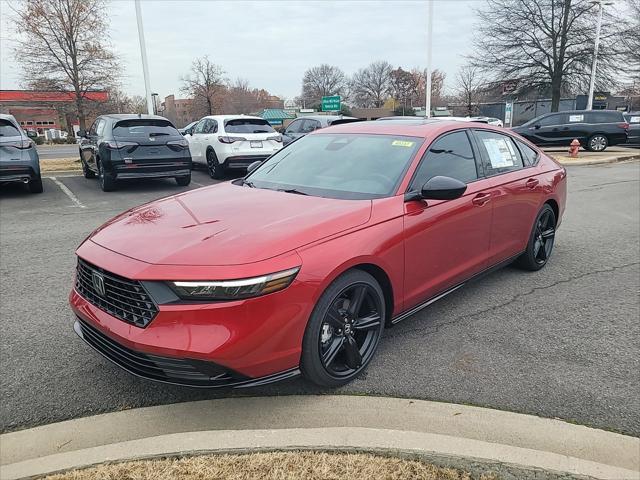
250;141;262;148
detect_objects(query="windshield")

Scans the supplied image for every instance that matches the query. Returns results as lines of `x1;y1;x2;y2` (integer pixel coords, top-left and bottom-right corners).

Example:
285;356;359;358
225;118;275;134
113;119;180;137
246;133;423;199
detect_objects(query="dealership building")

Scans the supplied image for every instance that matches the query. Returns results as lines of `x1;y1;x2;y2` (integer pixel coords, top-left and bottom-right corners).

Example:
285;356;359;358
0;90;109;134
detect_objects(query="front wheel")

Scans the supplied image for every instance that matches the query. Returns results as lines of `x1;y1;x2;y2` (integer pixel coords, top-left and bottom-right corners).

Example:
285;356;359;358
301;270;385;387
82;158;95;179
587;134;608;152
515;204;556;271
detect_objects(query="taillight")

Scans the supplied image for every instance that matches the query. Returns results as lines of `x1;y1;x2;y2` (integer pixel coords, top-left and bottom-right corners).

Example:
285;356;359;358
104;141;138;150
617;122;629;131
218;136;246;144
268;134;283;143
2;139;33;149
167;139;189;150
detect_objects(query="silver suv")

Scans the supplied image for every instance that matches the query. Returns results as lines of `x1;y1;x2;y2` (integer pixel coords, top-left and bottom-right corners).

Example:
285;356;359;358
0;114;43;193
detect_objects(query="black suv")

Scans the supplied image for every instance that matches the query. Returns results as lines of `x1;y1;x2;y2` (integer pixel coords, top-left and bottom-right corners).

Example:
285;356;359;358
512;110;628;152
79;114;192;191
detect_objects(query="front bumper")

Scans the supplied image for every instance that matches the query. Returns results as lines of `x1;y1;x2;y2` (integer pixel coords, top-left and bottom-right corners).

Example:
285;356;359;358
74;317;299;388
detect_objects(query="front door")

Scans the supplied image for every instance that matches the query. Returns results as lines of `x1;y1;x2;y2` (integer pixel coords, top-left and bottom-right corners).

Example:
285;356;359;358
403;130;493;310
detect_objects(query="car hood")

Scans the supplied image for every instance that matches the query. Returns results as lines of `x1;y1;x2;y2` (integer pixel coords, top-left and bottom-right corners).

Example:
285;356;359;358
89;183;372;266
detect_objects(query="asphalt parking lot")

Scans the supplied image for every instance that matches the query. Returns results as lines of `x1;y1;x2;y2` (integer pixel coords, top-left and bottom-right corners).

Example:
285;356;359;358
0;162;638;436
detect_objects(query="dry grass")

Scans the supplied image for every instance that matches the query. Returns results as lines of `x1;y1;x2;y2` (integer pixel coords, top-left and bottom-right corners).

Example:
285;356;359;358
45;451;500;480
40;158;82;172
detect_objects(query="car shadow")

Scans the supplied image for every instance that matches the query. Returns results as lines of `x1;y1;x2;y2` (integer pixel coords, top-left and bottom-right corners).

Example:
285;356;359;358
0;182;32;198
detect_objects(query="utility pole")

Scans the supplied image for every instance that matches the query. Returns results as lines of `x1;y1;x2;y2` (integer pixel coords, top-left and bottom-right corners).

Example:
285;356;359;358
586;0;609;110
425;0;434;118
135;0;154;115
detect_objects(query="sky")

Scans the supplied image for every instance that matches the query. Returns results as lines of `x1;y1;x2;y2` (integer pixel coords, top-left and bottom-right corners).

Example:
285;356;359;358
0;0;480;100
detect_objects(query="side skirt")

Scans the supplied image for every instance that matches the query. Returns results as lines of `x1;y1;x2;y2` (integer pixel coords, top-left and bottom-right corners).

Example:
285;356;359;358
391;251;524;326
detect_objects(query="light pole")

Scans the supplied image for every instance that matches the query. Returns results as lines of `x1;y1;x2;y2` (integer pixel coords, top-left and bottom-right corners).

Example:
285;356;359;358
586;0;612;110
425;0;433;118
135;0;154;115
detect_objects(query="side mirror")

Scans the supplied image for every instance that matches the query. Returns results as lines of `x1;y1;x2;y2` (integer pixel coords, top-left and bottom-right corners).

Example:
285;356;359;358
77;129;87;138
246;160;263;175
420;176;467;200
25;130;38;139
534;124;541;129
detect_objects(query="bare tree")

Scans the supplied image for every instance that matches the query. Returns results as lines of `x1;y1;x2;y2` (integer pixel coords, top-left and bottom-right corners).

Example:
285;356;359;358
412;69;446;108
456;65;486;116
620;0;640;77
301;64;346;107
11;0;119;131
181;56;225;116
350;61;393;108
471;0;624;112
389;67;420;114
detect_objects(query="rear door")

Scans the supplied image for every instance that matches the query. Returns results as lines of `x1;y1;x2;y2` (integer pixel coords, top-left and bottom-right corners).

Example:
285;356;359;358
111;119;189;167
403;130;493;309
0;118;28;164
472;129;543;264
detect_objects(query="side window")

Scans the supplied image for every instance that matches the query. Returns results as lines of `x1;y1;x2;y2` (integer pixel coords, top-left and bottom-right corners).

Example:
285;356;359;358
515;139;539;166
286;119;303;134
205;120;217;134
410;130;478;190
586;111;620;124
475;130;525;175
95;119;106;136
194;119;207;134
538;114;561;126
301;119;321;133
88;120;99;136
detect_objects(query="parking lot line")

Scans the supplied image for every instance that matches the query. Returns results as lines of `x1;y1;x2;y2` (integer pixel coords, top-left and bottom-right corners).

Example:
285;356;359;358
191;180;205;187
49;177;86;209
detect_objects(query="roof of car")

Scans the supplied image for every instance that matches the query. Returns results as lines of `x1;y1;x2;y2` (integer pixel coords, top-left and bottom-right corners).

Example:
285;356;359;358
317;120;504;138
201;114;265;121
99;114;170;121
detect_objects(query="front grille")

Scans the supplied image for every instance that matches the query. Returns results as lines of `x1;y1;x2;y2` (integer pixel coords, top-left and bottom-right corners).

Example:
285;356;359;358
75;319;248;387
75;258;158;327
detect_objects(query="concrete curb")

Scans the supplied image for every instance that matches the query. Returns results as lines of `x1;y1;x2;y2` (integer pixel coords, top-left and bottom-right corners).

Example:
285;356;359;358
1;396;638;479
553;153;640;166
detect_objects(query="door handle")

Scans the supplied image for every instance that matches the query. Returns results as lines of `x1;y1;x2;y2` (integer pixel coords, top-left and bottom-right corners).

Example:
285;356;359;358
526;178;539;189
472;193;492;206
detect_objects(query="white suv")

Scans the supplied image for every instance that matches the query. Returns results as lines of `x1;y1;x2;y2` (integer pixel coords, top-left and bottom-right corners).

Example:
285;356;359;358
186;115;282;179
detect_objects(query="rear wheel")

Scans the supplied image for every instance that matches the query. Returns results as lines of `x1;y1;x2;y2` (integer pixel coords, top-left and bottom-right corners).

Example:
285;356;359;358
175;174;191;186
515;204;556;271
28;176;43;193
98;161;116;192
207;149;224;180
301;270;385;387
586;134;608;152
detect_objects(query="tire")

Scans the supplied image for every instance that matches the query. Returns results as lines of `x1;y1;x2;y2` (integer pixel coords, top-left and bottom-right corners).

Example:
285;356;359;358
98;161;116;192
206;149;224;180
28;176;43;194
82;159;96;179
515;204;556;271
175;174;191;186
586;134;608;152
301;269;385;387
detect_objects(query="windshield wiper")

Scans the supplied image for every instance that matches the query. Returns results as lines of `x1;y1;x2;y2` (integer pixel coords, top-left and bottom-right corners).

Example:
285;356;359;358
242;179;255;188
278;188;308;196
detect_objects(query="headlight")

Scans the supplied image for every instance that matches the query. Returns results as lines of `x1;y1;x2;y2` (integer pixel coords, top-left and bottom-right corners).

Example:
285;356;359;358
169;267;300;301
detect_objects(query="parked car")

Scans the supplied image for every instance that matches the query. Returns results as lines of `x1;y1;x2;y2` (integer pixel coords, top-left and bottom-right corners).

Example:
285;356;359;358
377;116;499;125
184;115;282;178
511;110;629;152
282;115;360;145
0;113;43;193
70;120;566;388
78;114;191;192
623;112;640;147
470;116;503;127
179;121;198;136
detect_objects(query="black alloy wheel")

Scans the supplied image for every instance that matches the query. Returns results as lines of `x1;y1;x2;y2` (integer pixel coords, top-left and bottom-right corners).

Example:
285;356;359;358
98;161;115;192
207;149;224;180
301;270;385;387
515;204;556;271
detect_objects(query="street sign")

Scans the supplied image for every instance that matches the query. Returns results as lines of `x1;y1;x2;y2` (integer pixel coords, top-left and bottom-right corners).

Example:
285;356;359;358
321;95;341;112
504;102;513;127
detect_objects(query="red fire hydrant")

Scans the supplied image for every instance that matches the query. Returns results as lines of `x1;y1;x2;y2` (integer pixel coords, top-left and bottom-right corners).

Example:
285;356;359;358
569;139;580;158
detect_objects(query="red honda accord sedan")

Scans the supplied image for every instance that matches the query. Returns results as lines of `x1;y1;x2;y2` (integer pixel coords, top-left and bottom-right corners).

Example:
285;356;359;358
69;120;566;388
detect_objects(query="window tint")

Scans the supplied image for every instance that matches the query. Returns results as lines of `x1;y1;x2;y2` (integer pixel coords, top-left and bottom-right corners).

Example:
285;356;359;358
286;119;303;134
0;119;21;138
475;130;524;175
248;134;423;199
538;114;563;126
202;119;217;134
194;119;207;134
586;111;622;123
96;119;106;136
301;119;321;133
89;120;99;136
515;139;538;166
224;118;275;134
410;131;478;189
112;119;180;137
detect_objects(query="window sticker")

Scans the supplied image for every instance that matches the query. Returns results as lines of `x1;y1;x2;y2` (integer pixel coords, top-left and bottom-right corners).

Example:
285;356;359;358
630;116;640;124
569;114;584;122
482;137;516;168
391;140;415;147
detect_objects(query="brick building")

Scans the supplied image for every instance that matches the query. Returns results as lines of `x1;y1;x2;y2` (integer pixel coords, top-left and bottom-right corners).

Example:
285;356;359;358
160;95;199;128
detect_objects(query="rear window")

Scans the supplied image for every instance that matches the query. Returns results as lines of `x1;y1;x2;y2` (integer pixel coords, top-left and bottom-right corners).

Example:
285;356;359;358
224;118;275;134
113;119;179;137
0;119;21;138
